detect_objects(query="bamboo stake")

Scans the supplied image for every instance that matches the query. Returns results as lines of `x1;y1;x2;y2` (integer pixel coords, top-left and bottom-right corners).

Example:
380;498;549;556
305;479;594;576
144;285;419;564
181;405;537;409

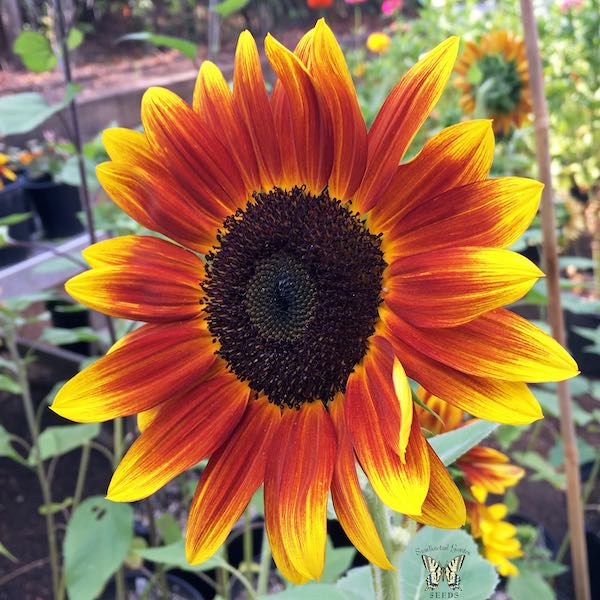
519;2;590;598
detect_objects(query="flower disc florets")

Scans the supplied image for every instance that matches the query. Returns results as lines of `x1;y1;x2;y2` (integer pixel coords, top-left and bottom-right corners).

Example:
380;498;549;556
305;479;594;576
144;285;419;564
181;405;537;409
203;186;386;408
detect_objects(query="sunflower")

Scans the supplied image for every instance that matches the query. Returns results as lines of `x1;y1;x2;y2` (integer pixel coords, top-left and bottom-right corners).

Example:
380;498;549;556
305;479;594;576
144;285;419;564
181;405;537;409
415;388;525;503
468;502;523;576
51;20;577;583
454;31;532;136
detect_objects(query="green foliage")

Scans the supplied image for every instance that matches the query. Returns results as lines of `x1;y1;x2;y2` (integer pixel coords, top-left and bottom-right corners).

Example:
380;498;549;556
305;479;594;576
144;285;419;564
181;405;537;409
40;326;106;347
512;451;565;488
212;0;252;17
0;84;78;136
0;539;17;563
0;212;33;227
320;538;356;584
335;566;373;600
30;424;100;463
0;425;27;465
135;539;226;571
118;32;198;61
265;584;351;600
67;27;84;50
398;526;498;600
64;496;134;600
0;373;22;395
13;31;57;72
507;571;556;600
429;420;499;466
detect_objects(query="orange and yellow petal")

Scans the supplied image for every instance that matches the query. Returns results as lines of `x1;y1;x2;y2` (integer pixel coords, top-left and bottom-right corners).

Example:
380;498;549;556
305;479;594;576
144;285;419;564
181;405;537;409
411;444;466;528
329;395;392;570
141;87;248;214
383;321;543;424
108;372;249;502
310;19;367;200
51;319;216;422
369;120;494;234
186;398;281;565
233;31;282;190
265;33;332;194
96;161;220;254
385;248;543;329
264;402;336;583
391;308;578;383
355;36;459;213
193;61;261;193
387;178;543;257
67;235;204;322
345;356;430;514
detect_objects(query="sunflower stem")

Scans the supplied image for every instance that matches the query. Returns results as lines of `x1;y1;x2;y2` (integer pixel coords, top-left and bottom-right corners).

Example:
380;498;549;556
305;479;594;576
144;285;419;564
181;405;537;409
365;487;401;600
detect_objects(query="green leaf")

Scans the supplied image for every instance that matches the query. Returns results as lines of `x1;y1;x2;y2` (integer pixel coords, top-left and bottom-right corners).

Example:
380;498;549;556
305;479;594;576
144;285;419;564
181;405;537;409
336;566;373;600
320;538;356;584
67;27;84;50
0;540;17;563
0;90;69;136
64;496;133;600
429;420;499;466
56;155;99;191
0;373;22;395
0;425;27;465
507;570;555;600
30;423;100;463
40;326;104;346
548;437;597;467
39;496;73;515
0;212;33;226
136;540;226;571
533;387;592;426
398;527;499;600
13;31;57;72
512;451;565;488
494;424;526;450
264;584;351;600
156;513;182;544
212;0;251;17
559;256;595;269
2;291;56;312
118;32;197;61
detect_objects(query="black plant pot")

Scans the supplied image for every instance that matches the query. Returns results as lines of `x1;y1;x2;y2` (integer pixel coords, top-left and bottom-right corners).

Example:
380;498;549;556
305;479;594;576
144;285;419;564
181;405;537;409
46;299;92;356
0;175;37;267
564;309;600;377
24;175;84;239
586;529;600;599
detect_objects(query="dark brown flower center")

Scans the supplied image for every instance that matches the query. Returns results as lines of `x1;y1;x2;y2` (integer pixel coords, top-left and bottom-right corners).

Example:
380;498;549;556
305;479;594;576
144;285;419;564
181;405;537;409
203;186;386;408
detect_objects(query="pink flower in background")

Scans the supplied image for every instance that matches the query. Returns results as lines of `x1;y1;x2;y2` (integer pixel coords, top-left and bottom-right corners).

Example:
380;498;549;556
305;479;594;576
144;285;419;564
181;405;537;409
559;0;582;10
381;0;403;15
345;0;368;3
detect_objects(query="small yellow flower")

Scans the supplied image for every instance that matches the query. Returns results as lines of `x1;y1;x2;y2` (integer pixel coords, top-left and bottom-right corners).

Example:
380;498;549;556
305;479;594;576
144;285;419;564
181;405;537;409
0;153;17;189
367;32;391;54
468;502;523;576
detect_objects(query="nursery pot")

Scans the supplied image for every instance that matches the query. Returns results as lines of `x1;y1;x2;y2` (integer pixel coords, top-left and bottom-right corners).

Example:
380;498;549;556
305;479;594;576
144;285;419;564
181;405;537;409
0;175;37;268
46;299;92;356
564;309;600;377
24;175;84;239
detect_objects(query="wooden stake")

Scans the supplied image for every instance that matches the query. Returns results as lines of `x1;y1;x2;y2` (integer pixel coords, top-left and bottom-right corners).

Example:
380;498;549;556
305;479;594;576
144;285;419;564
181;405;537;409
519;2;591;598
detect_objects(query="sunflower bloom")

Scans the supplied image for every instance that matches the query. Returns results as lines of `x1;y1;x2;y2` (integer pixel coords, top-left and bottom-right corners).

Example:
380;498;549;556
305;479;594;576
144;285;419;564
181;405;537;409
454;31;532;135
52;20;577;582
0;153;17;189
468;502;523;576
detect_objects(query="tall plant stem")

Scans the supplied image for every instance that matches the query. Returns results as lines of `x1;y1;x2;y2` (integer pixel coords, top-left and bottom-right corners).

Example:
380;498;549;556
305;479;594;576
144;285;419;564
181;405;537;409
144;498;169;598
519;2;590;598
242;508;253;576
52;0;117;346
364;488;403;600
4;324;60;599
256;525;272;595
